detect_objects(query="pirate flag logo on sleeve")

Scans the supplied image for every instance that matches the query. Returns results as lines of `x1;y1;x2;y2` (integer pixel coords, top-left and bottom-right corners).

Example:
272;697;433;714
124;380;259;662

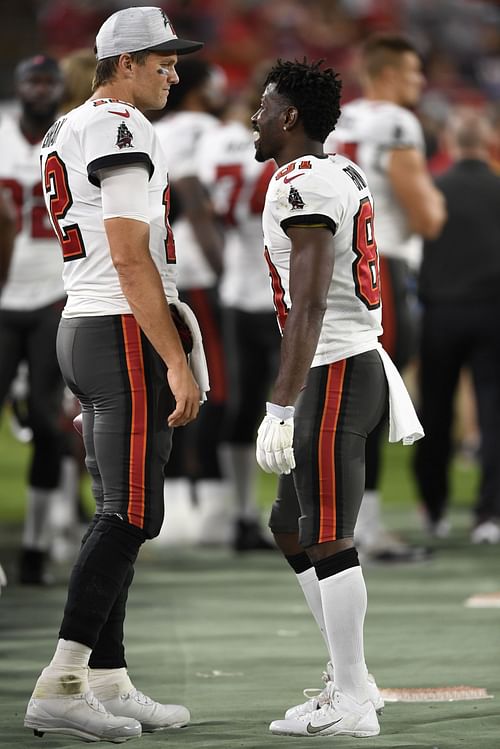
116;122;133;149
288;186;305;210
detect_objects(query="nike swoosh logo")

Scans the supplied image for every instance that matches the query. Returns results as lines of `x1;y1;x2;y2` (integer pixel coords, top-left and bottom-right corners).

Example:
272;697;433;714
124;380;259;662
109;109;131;118
306;718;342;735
283;174;304;184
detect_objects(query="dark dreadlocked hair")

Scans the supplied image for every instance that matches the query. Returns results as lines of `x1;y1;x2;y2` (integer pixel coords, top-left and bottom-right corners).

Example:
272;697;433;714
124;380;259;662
264;59;342;143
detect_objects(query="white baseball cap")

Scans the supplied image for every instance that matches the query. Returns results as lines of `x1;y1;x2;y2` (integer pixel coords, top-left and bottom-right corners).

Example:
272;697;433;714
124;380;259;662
95;6;204;61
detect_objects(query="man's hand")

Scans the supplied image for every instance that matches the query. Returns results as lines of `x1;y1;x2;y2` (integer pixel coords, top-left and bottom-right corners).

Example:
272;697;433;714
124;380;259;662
167;361;201;427
256;402;295;475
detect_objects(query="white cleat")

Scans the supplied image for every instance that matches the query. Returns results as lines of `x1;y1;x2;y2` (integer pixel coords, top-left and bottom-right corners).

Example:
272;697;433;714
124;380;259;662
285;662;384;719
271;686;380;737
24;691;142;743
471;521;500;544
99;688;190;732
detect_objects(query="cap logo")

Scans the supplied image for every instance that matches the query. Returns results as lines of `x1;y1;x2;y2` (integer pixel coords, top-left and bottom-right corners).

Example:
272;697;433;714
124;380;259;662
159;9;176;36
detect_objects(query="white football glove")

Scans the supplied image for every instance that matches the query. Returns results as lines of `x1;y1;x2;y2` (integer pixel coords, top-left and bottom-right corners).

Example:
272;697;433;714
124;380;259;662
256;402;296;475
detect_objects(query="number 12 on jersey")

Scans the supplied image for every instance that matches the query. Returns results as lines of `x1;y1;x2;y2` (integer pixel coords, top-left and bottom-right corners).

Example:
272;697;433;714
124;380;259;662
43;152;86;262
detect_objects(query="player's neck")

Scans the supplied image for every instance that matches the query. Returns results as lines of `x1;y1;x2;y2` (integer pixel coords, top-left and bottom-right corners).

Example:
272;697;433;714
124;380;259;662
92;83;136;109
275;139;324;167
363;82;401;106
19;114;55;144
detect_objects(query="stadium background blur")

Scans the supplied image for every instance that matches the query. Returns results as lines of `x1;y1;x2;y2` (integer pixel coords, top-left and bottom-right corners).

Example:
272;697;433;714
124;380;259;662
1;1;500;108
1;0;500;552
1;1;499;183
1;4;500;747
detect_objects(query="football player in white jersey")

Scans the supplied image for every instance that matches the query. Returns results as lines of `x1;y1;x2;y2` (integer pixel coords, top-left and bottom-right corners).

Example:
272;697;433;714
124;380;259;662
0;188;15;287
325;34;446;560
252;59;423;738
25;7;205;743
197;99;279;551
154;59;231;544
0;55;67;586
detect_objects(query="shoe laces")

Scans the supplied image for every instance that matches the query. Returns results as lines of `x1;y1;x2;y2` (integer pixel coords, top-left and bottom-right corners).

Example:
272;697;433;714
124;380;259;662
84;691;109;714
302;662;333;700
301;686;338;723
126;688;154;706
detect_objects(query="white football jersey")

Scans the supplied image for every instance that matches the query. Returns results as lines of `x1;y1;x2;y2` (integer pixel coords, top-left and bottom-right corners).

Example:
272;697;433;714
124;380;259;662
40;98;178;317
0;115;64;310
198;120;275;312
155;111;219;289
324;98;425;264
263;154;382;367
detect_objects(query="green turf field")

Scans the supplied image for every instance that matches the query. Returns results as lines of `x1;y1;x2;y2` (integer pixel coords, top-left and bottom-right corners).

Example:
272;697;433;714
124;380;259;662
1;418;499;748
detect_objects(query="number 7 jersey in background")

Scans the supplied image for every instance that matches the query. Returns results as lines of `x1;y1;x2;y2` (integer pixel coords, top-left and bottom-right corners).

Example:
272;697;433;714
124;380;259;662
262;153;382;366
197;119;276;313
0;114;63;310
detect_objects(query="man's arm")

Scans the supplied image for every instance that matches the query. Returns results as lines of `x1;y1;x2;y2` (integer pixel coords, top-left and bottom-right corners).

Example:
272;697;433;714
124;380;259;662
174;176;224;276
104;216;200;427
0;189;16;288
388;148;447;239
271;225;335;406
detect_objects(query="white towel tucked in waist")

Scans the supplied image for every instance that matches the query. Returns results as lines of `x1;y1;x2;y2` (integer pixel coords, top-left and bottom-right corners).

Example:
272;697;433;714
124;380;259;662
169;300;210;403
376;344;424;445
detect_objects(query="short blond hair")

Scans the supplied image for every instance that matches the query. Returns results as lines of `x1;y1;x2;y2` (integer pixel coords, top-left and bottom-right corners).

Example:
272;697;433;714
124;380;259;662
91;49;150;92
361;33;420;79
59;49;96;112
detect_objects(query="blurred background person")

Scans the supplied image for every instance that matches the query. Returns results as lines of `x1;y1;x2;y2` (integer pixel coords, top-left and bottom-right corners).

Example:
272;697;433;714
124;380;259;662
325;32;447;562
0;173;16;590
197;73;279;551
46;47;97;563
154;58;230;545
0;187;16;289
415;108;500;544
59;47;95;113
0;55;66;584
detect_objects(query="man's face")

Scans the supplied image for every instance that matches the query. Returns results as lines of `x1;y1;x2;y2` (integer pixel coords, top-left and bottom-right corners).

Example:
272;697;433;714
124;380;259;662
251;82;288;162
392;51;425;108
17;72;64;120
132;52;179;111
200;67;228;117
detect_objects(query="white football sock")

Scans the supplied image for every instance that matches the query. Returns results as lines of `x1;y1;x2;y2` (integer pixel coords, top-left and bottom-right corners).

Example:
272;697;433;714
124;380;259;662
354;489;383;548
22;487;55;550
33;640;91;697
51;456;80;530
296;567;330;654
319;567;369;704
195;479;234;545
89;667;134;699
219;443;260;521
50;639;91;669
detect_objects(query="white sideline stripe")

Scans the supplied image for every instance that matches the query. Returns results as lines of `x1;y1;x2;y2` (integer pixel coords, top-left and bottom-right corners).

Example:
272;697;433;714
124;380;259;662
464;592;500;608
380;687;493;702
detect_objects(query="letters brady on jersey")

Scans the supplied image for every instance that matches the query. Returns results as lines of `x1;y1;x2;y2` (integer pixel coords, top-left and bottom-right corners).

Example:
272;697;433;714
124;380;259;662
39;98;178;317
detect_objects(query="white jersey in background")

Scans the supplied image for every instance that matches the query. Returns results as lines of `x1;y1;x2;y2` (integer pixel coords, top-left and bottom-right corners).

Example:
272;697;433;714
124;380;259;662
263;153;382;367
40;98;177;318
198;120;275;312
155;111;219;290
0;115;64;310
324;99;425;265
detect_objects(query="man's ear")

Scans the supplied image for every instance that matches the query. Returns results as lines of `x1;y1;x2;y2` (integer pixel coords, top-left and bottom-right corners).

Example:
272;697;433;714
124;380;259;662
118;54;133;75
283;106;299;131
